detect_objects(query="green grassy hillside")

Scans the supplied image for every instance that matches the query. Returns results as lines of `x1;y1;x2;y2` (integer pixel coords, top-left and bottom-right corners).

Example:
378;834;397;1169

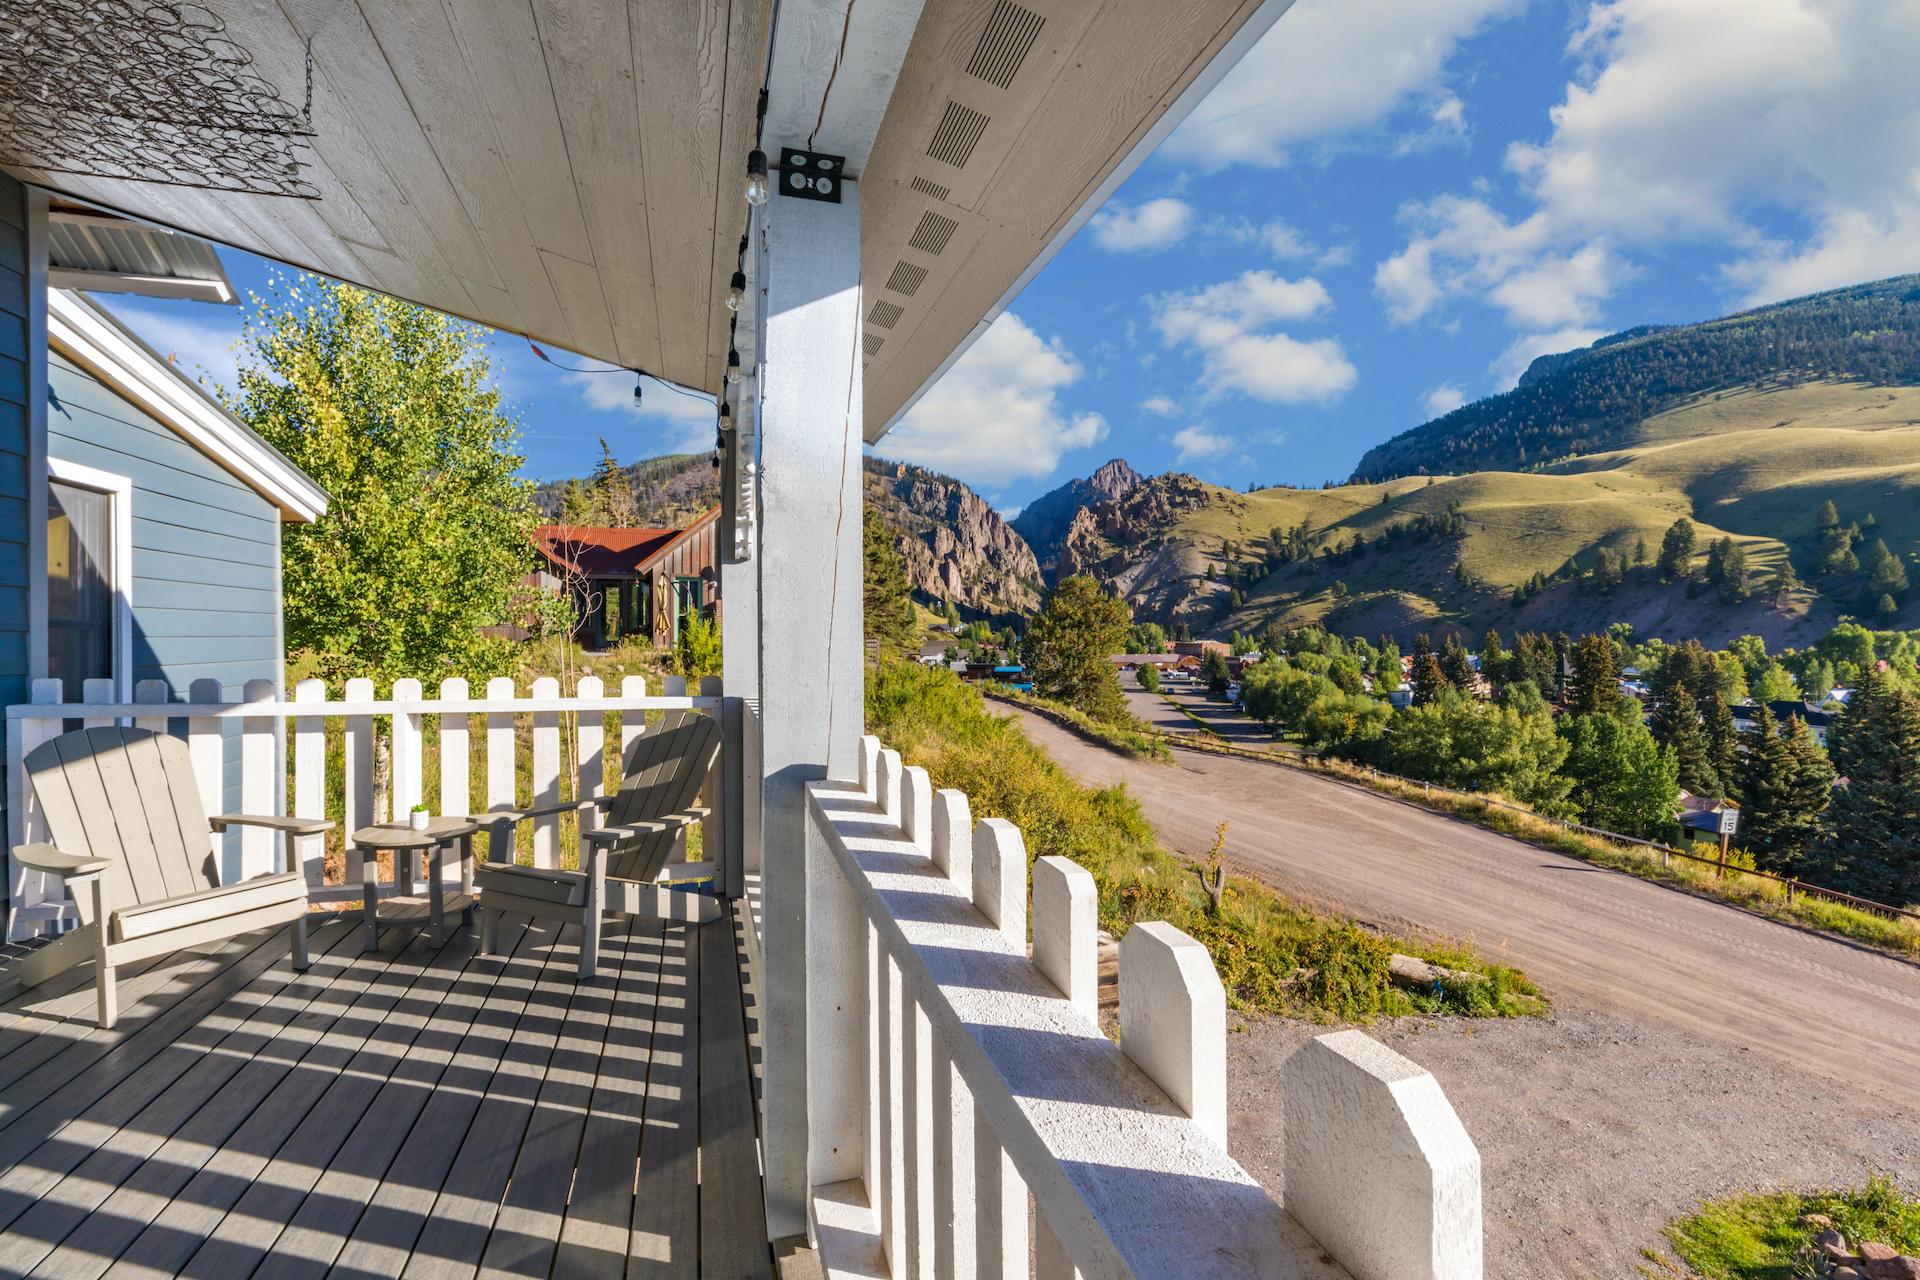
1350;273;1920;480
1072;379;1920;646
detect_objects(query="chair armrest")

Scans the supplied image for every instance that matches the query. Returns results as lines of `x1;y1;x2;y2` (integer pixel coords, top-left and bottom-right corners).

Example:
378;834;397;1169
485;795;605;826
210;813;336;836
12;842;111;878
584;809;709;844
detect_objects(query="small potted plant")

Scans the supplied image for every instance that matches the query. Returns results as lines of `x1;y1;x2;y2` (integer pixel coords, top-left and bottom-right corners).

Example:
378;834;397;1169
408;803;431;832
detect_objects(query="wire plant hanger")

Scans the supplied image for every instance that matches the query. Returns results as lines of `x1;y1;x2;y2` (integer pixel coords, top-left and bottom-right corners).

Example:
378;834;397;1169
0;0;319;198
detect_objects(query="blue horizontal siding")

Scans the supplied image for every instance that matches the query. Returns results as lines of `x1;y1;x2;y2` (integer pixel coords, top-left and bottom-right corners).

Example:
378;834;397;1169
0;178;29;902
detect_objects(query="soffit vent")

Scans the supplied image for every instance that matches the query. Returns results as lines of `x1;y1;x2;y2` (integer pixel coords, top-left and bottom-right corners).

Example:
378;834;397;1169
907;211;959;257
910;175;952;202
966;1;1045;90
863;332;885;357
885;260;929;297
926;101;990;169
868;299;905;330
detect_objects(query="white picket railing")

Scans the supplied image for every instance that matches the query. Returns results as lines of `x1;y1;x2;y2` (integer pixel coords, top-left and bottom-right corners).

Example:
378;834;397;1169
6;673;722;937
803;734;1484;1280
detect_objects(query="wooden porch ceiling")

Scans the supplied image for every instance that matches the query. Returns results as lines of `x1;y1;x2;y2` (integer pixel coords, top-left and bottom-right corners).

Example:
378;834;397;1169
3;0;1285;430
0;907;769;1278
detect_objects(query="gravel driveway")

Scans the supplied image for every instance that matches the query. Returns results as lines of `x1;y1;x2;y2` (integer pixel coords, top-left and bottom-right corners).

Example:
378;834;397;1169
1229;1011;1920;1278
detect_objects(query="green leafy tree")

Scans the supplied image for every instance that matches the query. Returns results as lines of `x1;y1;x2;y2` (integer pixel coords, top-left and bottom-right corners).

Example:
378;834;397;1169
1127;621;1168;654
232;275;536;681
557;477;593;525
1808;672;1920;904
1136;663;1161;693
1752;662;1800;703
1025;576;1132;722
1657;517;1697;580
1564;634;1618;717
862;508;917;660
1200;649;1233;694
1735;706;1835;874
1558;712;1679;839
1376;690;1572;813
1370;641;1402;695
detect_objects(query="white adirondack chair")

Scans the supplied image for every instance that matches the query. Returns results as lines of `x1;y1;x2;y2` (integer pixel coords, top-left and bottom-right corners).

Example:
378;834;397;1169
10;726;330;1027
477;709;721;979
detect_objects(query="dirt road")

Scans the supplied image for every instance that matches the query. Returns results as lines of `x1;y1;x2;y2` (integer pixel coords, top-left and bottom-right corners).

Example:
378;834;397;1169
1014;708;1920;1111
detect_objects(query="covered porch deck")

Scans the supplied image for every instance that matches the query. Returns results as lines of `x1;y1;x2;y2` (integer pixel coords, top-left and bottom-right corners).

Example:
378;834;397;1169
0;904;769;1279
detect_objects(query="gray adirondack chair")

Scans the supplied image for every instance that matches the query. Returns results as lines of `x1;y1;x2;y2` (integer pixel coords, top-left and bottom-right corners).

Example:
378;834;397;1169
10;726;331;1028
476;709;721;978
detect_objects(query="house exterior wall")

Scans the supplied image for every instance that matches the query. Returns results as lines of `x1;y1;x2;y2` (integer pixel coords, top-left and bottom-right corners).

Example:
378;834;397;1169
0;177;33;908
46;346;285;821
646;516;719;649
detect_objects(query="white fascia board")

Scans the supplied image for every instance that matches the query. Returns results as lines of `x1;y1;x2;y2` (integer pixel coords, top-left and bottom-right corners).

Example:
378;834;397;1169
47;267;235;305
874;0;1299;441
45;289;329;523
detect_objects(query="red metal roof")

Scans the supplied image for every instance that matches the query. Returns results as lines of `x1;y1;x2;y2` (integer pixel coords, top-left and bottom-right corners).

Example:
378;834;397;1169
534;507;720;577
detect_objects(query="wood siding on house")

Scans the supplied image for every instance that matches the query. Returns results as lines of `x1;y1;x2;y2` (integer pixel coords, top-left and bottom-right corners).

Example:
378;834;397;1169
646;516;720;650
0;177;31;905
46;347;284;825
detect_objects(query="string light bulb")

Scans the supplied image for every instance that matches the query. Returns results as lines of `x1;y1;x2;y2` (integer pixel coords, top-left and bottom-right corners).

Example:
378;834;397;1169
745;150;769;206
632;375;643;406
726;348;742;385
726;271;746;313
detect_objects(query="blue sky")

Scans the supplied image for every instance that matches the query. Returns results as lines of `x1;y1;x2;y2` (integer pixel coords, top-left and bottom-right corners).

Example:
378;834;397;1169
102;0;1920;514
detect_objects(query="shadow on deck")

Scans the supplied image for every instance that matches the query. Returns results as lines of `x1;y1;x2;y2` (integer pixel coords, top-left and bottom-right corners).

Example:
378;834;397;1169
0;902;770;1278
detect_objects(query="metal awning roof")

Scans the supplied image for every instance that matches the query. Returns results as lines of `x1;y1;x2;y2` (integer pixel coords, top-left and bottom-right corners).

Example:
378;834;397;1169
46;205;236;304
2;0;1290;435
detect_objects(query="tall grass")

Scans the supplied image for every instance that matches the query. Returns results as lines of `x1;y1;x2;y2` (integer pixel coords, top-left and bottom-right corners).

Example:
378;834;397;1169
867;660;1545;1021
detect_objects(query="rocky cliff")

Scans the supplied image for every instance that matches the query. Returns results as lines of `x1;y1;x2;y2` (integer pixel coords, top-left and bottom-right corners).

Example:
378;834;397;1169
1055;472;1234;623
865;457;1043;616
1011;458;1142;570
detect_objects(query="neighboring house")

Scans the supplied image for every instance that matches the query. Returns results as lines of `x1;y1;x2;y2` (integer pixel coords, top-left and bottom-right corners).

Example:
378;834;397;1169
1730;699;1836;748
0;196;327;902
533;507;720;650
1110;651;1186;671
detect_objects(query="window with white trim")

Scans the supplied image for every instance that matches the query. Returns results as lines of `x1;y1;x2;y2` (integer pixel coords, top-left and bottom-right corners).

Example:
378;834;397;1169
44;459;132;699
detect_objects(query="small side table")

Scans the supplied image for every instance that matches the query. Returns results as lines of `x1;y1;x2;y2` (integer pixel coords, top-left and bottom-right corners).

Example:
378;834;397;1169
351;817;479;951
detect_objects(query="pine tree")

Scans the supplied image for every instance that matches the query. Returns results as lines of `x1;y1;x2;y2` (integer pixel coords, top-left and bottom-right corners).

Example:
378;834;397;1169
1736;707;1835;875
558;477;593;525
1565;634;1618;717
1480;628;1509;689
1633;535;1649;568
1657;517;1697;580
1439;636;1475;692
1410;652;1448;707
1706;537;1749;601
1809;672;1920;904
1817;499;1840;532
587;438;638;526
1865;538;1908;604
1770;556;1803;603
1700;685;1739;795
1663;685;1723;798
862;509;915;659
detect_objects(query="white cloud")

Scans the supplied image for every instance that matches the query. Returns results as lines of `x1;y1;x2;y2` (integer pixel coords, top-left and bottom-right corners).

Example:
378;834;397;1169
1172;424;1234;461
1152;270;1355;404
569;370;718;453
887;313;1107;486
1167;0;1524;169
1423;384;1468;417
1372;0;1920;379
1140;394;1179;417
103;301;245;393
1490;326;1606;390
1088;198;1195;252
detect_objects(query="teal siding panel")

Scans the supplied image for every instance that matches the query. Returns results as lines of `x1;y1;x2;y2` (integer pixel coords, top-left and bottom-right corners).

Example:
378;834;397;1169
137;546;278;592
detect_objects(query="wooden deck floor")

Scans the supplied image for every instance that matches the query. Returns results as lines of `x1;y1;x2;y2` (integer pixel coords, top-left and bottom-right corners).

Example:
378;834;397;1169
0;903;771;1279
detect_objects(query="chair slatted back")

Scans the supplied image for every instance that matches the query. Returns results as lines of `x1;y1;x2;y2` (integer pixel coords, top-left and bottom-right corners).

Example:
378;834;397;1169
602;711;721;884
24;727;219;914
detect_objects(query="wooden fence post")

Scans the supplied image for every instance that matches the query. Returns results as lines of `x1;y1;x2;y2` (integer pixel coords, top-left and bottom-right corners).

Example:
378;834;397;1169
293;679;327;891
1033;856;1098;1024
531;675;561;869
1120;921;1227;1148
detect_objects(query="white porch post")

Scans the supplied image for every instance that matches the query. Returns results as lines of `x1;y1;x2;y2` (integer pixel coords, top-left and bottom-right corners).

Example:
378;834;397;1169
756;186;866;1241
